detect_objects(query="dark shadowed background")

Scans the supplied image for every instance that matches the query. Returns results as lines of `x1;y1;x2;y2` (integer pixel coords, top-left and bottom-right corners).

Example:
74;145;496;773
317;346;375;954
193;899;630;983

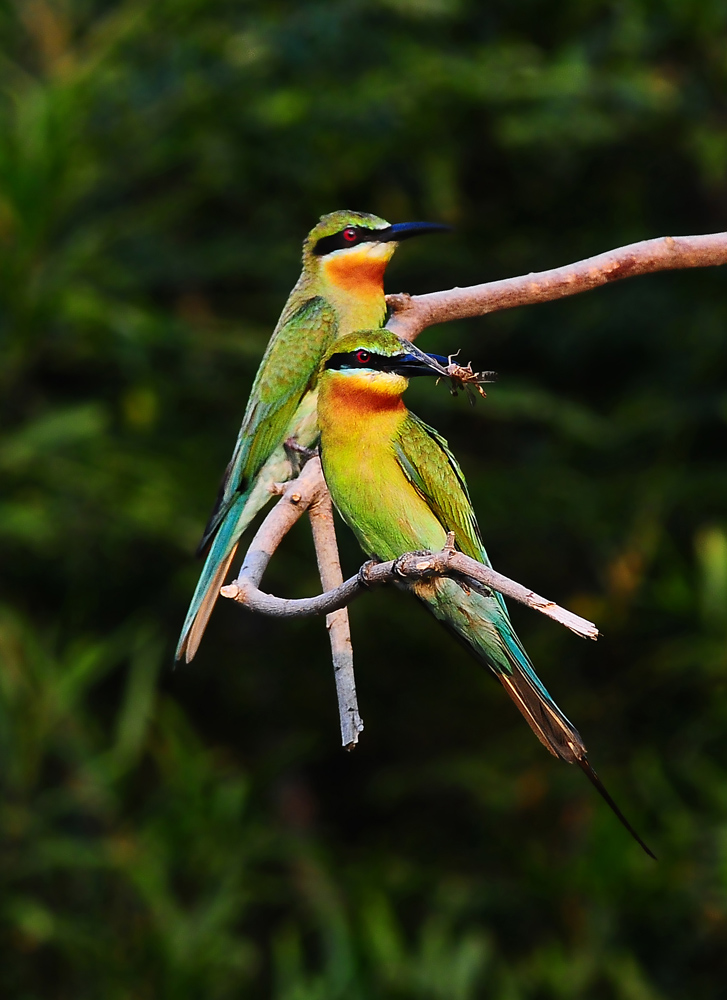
3;1;727;996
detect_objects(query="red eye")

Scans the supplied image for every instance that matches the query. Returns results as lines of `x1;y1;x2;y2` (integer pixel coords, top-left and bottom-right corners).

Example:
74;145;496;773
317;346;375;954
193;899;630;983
355;349;371;364
343;227;358;243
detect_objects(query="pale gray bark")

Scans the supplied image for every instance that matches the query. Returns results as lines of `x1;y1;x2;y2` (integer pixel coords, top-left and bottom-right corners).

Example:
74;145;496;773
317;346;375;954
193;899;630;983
220;459;365;749
308;489;364;750
386;231;727;341
221;229;727;747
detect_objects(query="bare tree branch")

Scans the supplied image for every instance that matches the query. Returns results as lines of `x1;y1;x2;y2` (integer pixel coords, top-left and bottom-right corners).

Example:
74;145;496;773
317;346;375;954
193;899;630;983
386;231;727;341
308;489;364;750
214;229;727;749
222;464;598;641
220;459;365;748
227;458;325;590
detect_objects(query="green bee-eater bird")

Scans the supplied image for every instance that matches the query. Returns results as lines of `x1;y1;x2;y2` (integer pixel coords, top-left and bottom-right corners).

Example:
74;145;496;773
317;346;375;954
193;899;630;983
317;329;654;857
177;211;448;662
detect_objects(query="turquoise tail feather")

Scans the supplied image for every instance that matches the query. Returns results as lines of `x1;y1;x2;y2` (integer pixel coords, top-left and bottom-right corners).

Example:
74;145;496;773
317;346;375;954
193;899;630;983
414;576;584;761
176;491;252;663
178;392;320;663
413;576;656;858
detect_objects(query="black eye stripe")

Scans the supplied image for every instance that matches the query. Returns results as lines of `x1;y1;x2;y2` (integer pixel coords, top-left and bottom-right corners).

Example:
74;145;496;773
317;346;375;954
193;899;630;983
325;351;404;371
313;226;392;256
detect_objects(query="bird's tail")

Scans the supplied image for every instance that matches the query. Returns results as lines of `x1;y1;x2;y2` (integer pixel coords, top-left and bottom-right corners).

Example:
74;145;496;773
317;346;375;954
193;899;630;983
414;576;655;858
176;461;283;662
175;492;249;663
496;658;656;858
177;397;321;663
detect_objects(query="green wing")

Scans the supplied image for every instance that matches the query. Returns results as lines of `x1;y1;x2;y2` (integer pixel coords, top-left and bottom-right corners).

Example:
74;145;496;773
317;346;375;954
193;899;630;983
199;295;337;551
393;412;488;564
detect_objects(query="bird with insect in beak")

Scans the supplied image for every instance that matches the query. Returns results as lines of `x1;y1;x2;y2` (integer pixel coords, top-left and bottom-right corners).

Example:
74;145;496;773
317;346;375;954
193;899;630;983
176;210;449;662
317;328;655;858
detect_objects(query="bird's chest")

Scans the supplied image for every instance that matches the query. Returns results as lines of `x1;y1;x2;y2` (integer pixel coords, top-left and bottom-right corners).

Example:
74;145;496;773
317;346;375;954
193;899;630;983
320;411;443;560
321;407;402;503
326;285;387;335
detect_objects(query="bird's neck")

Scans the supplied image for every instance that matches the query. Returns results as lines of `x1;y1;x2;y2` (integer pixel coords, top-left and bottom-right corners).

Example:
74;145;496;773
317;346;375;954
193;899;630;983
313;251;390;330
318;373;406;448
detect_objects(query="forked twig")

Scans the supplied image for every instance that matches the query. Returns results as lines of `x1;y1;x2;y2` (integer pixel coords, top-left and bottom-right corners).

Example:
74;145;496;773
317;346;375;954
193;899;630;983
219;459;364;749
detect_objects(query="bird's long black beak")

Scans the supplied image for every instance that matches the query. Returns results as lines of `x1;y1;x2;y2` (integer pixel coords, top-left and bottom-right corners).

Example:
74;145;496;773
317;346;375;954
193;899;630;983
377;221;451;243
388;343;451;378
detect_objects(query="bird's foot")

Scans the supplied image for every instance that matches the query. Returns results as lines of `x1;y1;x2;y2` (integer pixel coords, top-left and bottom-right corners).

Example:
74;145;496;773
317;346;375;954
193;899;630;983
284;438;319;477
393;550;439;579
358;559;381;588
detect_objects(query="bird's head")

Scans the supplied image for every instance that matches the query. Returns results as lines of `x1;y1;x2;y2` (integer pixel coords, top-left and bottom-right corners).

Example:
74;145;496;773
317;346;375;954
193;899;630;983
302;210;449;300
320;329;450;403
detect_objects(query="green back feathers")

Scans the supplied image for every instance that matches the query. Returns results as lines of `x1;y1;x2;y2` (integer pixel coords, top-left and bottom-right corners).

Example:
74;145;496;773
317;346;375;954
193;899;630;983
199;296;338;552
393;413;486;564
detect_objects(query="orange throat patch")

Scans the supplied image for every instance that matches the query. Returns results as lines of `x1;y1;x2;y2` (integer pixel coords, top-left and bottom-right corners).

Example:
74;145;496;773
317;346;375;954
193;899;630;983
322;371;407;420
322;246;392;300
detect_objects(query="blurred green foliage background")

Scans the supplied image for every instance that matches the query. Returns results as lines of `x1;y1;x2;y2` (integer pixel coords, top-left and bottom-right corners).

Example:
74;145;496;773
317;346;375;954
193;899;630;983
3;0;727;996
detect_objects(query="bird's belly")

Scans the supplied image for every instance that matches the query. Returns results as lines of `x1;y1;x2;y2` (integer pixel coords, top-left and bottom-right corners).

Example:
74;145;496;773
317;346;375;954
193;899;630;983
323;445;446;561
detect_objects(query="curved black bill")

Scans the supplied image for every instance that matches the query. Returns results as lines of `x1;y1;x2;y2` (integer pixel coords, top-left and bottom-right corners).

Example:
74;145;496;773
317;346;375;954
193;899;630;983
379;221;451;242
390;350;450;377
